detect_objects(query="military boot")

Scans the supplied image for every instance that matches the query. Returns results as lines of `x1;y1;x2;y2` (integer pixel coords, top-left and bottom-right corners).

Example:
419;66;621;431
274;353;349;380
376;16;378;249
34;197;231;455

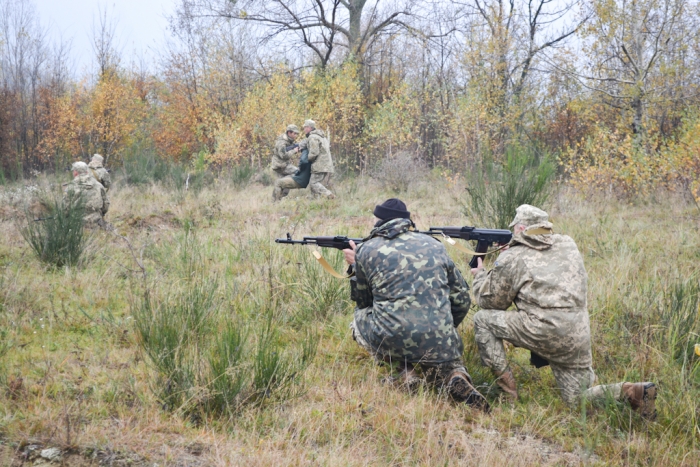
447;371;490;412
495;369;518;401
622;382;657;419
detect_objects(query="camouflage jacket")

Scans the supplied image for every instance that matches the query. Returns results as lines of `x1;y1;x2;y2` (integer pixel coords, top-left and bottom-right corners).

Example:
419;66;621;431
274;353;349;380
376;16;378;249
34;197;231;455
304;129;334;174
65;174;109;223
88;162;111;191
472;230;592;367
271;133;299;171
352;218;471;364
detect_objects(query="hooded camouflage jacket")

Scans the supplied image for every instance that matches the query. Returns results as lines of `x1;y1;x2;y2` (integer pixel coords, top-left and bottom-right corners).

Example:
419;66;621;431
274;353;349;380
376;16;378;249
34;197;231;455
304;129;334;174
66;174;109;223
271;133;300;171
352;218;471;364
88;161;111;191
472;231;592;367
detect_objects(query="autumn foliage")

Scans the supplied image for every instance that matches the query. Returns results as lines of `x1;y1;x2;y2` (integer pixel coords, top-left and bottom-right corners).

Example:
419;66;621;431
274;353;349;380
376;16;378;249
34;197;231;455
0;0;699;203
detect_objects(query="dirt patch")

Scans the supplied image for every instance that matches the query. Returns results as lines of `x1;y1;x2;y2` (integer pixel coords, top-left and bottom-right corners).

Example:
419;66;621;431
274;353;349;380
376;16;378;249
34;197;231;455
120;212;180;230
451;428;596;466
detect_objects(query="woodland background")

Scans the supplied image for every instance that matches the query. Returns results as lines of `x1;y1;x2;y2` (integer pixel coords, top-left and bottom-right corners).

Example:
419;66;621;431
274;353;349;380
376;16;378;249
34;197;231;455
1;0;700;200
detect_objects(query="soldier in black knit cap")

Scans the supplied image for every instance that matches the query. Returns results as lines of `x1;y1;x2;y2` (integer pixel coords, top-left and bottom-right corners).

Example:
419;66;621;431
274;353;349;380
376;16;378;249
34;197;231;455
342;198;488;409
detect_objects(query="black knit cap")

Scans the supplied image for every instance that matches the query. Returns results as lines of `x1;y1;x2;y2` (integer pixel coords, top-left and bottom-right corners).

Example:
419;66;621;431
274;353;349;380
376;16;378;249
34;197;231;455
373;198;410;221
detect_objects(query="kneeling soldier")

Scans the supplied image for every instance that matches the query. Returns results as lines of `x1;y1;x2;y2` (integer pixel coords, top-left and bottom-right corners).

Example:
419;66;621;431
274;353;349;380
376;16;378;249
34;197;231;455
343;198;487;409
66;161;109;227
471;204;657;417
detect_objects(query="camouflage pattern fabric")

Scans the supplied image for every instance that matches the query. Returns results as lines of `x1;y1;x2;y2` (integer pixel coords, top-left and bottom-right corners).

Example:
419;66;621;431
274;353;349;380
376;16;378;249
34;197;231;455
309;172;333;197
65;174;109;225
88;163;111;192
272;175;302;201
271;132;300;173
472;233;592;369
305;129;334;174
352;218;472;364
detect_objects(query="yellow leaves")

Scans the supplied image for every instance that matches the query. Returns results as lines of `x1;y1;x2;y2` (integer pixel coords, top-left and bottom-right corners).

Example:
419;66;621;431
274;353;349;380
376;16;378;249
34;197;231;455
564;113;700;200
212;63;364;168
39;72;149;166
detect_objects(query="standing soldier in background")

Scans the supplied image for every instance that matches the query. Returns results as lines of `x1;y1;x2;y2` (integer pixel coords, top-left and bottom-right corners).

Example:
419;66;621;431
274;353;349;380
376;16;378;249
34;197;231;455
271;125;301;200
88;154;111;192
302;119;335;199
66;161;109;228
470;204;657;417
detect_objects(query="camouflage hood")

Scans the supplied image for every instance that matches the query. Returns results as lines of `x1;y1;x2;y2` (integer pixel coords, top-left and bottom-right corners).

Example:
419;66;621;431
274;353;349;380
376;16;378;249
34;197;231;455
309;128;326;139
512;221;555;250
367;218;414;240
75;174;97;188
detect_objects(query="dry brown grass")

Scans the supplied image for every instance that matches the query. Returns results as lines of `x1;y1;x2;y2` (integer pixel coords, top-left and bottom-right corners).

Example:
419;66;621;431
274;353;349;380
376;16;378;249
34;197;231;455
0;176;698;466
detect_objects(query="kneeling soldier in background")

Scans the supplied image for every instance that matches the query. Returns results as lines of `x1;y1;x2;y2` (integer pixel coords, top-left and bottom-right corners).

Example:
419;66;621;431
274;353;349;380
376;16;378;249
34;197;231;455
88;153;111;192
271;124;301;201
343;198;488;409
66;161;109;228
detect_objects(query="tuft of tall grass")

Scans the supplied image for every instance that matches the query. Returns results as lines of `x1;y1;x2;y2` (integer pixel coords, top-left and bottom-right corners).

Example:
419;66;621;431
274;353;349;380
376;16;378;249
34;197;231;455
207;322;249;414
657;277;700;365
227;164;255;188
285;247;348;325
133;226;317;418
121;150;215;192
20;189;88;268
462;145;555;229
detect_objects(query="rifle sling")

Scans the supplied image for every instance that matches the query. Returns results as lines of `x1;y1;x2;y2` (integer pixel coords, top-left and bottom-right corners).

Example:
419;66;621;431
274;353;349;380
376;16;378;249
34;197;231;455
312;250;350;279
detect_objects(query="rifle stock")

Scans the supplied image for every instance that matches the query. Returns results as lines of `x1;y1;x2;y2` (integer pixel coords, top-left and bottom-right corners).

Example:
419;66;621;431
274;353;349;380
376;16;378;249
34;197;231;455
427;226;512;268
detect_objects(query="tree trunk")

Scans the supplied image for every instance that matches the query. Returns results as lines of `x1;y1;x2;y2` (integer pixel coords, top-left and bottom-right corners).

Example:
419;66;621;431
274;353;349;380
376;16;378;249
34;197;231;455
346;0;368;57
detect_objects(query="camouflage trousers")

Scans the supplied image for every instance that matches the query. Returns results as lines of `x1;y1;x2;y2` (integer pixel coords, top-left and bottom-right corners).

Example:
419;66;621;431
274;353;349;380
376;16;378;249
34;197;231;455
473;309;624;405
84;212;106;229
350;319;470;388
272;165;299;201
310;172;334;197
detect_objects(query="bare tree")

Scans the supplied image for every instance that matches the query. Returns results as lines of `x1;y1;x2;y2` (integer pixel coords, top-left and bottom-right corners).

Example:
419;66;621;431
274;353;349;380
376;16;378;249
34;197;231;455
572;0;699;137
175;0;417;67
0;0;49;172
91;4;121;77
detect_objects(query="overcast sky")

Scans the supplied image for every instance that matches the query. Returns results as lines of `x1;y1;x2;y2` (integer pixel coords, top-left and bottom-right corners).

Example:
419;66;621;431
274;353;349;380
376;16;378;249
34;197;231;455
35;0;179;74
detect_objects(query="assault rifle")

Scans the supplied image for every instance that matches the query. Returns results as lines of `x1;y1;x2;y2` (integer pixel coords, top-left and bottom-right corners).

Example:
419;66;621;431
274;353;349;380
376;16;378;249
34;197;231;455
427;226;512;268
285;143;300;152
275;233;363;250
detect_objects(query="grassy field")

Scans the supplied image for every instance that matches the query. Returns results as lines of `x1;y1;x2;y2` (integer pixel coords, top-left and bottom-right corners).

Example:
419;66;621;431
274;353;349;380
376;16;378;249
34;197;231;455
0;173;699;466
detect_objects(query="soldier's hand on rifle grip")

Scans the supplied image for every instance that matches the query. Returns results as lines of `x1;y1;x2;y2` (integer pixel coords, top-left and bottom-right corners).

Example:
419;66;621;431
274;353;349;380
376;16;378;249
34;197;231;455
470;257;484;276
343;240;357;265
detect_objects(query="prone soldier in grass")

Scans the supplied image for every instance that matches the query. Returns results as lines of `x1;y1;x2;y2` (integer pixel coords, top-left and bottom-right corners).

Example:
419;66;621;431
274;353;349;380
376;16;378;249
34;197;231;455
470;204;657;417
342;198;488;409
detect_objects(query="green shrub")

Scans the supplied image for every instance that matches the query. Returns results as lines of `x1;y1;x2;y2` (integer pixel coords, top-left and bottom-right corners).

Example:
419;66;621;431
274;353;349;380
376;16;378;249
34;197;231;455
121;151;175;186
121;150;216;193
133;227;317;418
228;164;255;188
370;151;428;192
462;145;555;229
657;277;700;364
20;189;88;268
